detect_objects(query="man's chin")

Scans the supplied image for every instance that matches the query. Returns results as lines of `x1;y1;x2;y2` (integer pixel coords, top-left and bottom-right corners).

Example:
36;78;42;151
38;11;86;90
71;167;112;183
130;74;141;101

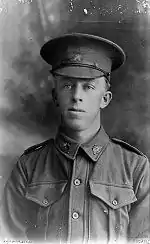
63;118;88;132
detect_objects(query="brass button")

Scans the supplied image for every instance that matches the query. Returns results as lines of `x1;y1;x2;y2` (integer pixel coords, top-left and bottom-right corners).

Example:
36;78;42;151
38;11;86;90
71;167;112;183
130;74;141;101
104;209;108;214
74;179;81;186
112;199;118;206
72;212;79;219
43;199;49;205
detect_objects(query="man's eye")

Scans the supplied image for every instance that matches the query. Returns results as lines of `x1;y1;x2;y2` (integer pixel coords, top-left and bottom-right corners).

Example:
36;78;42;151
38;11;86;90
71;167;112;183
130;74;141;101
64;84;72;89
85;84;95;90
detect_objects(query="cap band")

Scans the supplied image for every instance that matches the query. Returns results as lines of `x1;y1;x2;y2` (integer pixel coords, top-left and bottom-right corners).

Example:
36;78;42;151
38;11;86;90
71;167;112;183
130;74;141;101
51;62;111;81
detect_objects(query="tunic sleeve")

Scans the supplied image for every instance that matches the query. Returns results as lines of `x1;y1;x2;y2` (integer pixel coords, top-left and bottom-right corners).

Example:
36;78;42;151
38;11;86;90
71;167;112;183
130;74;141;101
128;156;150;242
0;157;29;240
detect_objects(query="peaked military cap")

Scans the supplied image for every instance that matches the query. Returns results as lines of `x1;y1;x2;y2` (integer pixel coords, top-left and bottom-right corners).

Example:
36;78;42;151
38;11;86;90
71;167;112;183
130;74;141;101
40;33;126;79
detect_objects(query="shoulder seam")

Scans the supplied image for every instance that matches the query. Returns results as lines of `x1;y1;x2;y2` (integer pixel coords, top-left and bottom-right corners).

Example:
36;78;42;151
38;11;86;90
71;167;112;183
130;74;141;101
111;138;146;157
23;139;52;155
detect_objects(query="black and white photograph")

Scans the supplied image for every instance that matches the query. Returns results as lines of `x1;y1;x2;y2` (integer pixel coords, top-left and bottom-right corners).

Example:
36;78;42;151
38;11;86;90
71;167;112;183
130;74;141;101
0;0;150;243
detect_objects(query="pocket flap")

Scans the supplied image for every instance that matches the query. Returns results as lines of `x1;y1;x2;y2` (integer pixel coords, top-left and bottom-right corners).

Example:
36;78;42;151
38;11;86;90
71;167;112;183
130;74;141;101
89;181;137;209
25;181;67;207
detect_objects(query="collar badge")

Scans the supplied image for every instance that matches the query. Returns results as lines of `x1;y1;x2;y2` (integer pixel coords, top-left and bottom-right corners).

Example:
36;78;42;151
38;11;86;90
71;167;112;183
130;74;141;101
61;141;70;151
92;144;102;155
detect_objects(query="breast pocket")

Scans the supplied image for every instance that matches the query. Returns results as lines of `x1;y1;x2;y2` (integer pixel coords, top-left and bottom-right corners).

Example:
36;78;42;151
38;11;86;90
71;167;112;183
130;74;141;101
89;181;137;209
89;181;137;240
25;181;67;240
26;181;67;207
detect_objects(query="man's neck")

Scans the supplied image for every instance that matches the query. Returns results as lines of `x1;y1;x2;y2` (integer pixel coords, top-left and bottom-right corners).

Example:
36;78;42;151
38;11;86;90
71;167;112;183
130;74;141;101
60;121;101;144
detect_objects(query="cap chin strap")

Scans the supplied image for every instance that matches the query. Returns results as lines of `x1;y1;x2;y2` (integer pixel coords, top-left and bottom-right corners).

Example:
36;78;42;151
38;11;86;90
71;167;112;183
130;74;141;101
51;62;111;81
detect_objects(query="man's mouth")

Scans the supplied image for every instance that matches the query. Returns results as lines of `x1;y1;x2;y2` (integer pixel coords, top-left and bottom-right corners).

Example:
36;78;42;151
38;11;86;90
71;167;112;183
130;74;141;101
68;108;85;112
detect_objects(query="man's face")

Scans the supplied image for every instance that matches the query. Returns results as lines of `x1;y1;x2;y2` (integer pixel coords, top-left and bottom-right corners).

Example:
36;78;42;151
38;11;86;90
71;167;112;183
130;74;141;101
53;75;111;131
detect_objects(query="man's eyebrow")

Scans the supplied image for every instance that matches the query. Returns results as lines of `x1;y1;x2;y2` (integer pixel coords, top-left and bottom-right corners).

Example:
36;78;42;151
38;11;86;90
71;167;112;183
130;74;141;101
78;78;96;83
83;79;97;85
87;79;96;82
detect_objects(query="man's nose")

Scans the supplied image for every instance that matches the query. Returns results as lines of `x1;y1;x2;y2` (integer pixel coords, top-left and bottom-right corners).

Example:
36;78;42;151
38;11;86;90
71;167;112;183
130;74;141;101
72;84;83;102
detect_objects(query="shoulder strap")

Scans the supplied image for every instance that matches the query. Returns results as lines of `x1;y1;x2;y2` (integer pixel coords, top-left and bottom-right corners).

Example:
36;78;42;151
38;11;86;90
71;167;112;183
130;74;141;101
24;139;51;155
112;138;146;157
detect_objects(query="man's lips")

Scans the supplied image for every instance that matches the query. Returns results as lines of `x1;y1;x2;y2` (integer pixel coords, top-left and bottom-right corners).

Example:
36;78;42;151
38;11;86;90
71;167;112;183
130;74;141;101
68;108;85;112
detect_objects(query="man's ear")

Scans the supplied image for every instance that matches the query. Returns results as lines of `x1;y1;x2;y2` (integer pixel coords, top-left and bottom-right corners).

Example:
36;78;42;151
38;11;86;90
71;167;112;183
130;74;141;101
100;91;112;109
52;88;59;107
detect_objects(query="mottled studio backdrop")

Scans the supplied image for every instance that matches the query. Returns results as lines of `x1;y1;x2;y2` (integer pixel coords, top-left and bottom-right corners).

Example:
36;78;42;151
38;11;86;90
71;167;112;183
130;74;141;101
0;0;150;199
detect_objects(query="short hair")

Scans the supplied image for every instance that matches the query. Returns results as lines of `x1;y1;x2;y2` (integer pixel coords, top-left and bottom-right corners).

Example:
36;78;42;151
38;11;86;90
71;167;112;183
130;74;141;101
104;77;111;91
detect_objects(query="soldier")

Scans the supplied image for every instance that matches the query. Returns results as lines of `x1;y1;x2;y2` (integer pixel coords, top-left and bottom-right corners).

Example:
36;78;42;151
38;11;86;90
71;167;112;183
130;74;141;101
1;33;150;244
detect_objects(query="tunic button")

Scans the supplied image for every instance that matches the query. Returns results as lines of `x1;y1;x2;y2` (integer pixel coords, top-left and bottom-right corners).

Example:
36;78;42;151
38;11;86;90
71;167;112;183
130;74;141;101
112;199;118;206
104;209;108;214
43;199;49;205
74;179;81;186
72;212;79;219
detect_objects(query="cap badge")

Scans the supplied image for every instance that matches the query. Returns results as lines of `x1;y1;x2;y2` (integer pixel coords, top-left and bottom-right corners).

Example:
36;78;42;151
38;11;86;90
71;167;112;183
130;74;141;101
72;54;82;62
61;54;82;65
92;145;102;155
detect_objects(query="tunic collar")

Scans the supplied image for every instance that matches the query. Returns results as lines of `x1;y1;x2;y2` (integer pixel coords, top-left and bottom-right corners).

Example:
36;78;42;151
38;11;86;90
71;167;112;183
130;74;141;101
54;126;110;162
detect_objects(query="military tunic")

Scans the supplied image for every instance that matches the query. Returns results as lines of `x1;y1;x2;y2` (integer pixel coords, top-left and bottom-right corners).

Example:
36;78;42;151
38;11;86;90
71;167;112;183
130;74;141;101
1;127;150;243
